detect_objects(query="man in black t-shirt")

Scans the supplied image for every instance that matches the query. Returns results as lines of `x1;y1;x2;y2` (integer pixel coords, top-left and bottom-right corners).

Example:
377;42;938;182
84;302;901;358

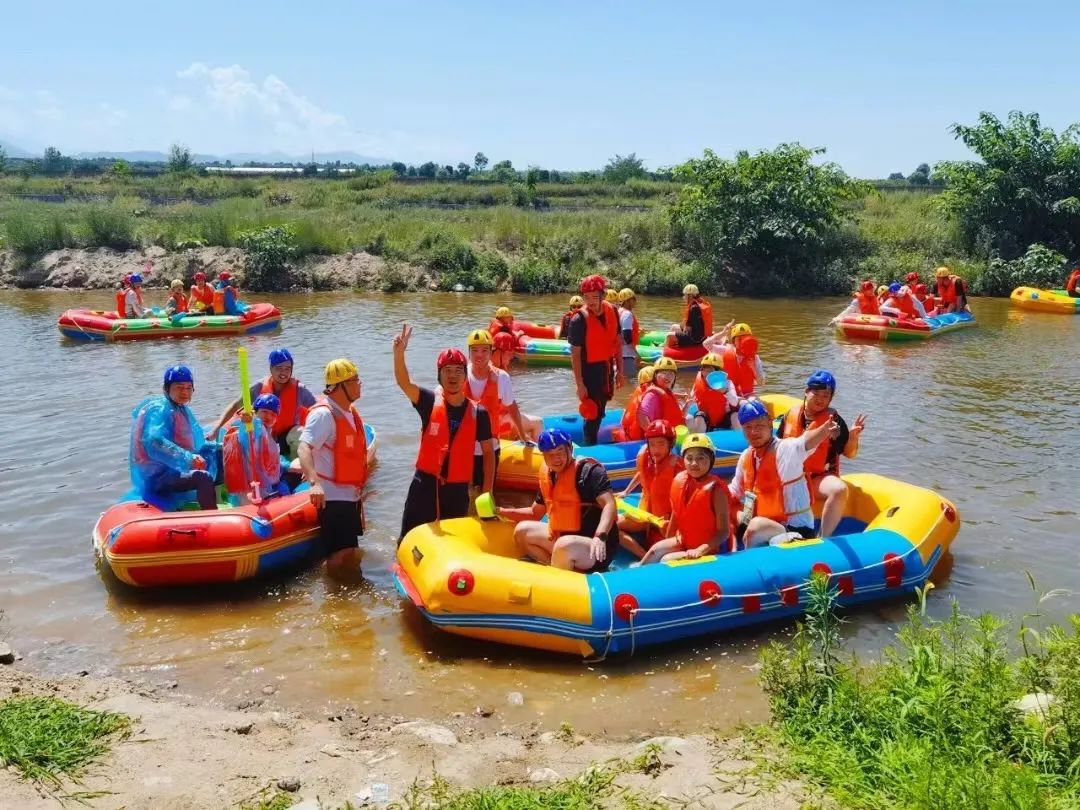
393;324;495;541
498;429;620;573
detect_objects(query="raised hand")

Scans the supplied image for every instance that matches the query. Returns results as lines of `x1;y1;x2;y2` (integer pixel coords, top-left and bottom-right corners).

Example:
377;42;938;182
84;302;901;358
850;413;868;438
392;323;413;353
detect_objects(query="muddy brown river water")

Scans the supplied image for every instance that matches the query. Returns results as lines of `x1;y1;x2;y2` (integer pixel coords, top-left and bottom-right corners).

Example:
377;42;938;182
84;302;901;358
1;290;1077;735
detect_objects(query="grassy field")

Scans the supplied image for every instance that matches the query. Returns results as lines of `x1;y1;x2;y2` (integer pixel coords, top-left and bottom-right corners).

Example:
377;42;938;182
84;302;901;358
0;174;982;293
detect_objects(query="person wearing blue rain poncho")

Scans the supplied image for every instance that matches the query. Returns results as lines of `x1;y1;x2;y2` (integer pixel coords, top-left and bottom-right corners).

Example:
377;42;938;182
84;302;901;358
130;365;220;510
212;271;249;316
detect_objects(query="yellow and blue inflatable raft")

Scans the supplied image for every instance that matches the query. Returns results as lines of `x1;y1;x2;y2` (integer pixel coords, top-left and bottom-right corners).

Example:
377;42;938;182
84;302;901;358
393;473;960;657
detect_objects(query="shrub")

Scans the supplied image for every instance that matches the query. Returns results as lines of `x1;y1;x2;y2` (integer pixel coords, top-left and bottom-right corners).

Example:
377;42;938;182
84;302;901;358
3;208;71;255
975;242;1068;296
509;254;573;293
82;205;138;249
238;225;300;291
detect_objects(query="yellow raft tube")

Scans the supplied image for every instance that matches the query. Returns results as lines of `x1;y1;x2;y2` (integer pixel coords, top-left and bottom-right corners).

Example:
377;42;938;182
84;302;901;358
393;473;960;657
1010;286;1080;314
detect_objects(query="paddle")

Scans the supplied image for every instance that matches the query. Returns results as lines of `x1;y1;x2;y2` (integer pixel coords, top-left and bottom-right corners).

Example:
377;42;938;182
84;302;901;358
615;496;666;530
238;347;263;505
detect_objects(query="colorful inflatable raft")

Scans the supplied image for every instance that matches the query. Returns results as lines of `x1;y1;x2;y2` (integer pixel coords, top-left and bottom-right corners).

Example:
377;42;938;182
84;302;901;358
517;338;704;370
835;311;975;341
93;424;377;587
58;303;282;342
1010;287;1079;315
394;472;960;657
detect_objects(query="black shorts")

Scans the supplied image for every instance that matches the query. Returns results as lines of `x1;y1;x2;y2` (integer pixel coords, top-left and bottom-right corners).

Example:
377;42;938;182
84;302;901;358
785;524;817;539
472;445;501;488
674;330;703;348
703;413;733;431
319;500;364;556
399;472;470;542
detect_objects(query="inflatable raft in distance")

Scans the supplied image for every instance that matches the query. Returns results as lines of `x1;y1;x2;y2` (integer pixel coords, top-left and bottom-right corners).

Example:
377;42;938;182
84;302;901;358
58;303;282;342
835;311;975;341
1009;287;1079;315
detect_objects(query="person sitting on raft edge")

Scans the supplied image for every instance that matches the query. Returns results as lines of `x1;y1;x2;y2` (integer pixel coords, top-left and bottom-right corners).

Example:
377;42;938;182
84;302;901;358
666;283;713;349
497;429;620;573
189;271;215;313
129;365;219;511
164;279;188;317
1066;265;1080;298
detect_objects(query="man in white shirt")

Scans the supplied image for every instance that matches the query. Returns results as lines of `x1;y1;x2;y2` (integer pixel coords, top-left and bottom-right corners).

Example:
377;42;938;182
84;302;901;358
617;288;640;373
728;398;839;548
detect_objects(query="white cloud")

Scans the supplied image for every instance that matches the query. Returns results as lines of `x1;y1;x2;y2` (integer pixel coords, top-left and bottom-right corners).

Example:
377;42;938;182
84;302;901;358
168;94;192;112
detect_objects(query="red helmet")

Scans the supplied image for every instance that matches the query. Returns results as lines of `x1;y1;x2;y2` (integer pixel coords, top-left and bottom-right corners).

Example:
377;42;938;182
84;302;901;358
860;280;875;292
493;332;516;351
579;274;608;294
914;283;928;295
644;419;675;441
219;271;232;280
436;348;467;370
194;271;206;281
737;335;759;358
904;272;920;284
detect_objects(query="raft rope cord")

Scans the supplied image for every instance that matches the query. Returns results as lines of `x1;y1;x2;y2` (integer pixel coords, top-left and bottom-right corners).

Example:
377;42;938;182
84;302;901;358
583;572;617;664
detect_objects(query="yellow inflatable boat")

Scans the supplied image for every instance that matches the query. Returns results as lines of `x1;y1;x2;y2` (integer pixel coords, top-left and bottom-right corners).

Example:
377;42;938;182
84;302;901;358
1010;286;1080;314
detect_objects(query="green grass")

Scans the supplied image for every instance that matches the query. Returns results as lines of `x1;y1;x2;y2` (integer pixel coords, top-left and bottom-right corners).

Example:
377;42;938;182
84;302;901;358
0;696;131;786
758;576;1080;809
239;790;296;810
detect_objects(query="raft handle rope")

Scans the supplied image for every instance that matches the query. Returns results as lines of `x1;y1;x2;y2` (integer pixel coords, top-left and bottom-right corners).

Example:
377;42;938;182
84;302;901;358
583;571;617;664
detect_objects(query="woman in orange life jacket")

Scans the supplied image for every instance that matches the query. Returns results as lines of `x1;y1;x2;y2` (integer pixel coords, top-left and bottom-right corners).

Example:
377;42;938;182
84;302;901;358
703;322;765;398
394;323;495;541
557;295;584;339
728;398;841;549
632;356;686;437
882;283;928;319
619;365;656;441
904;271;922;289
687;353;740;433
208;348;317;457
297;358;369;579
933;266;971;313
221;393;287;503
830;280;881;324
1065;265;1080;298
616;288;641;373
189;271;215;314
488;306;524;340
776;371;867;538
665;283;714;349
616;419;683;558
913;283;938;315
164;279;188;317
567;274;625;446
497;429;620;573
115;274;132;317
638;433;733;565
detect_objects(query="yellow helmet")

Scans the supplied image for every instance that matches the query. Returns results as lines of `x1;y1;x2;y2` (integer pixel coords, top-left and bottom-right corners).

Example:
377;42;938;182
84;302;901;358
681;433;715;456
876;285;889;296
731;322;752;338
467;329;493;347
325;358;359;387
605;289;619;302
637;365;655;385
682;283;700;296
617;288;636;303
934;266;951;278
495;306;513;320
653;356;678;373
569;295;584;308
170;278;184;290
701;352;724;370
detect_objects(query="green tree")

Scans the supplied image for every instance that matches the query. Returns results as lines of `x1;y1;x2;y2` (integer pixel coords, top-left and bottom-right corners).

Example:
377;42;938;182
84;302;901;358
887;171;905;181
301;162;318;176
456;162;471;179
491;159;515;183
908;162;931;186
670;144;866;294
474;151;488;173
935;111;1080;259
110;159;132;179
604;152;647;184
417;161;437;178
42;146;72;176
167;143;193;174
390;161;407;176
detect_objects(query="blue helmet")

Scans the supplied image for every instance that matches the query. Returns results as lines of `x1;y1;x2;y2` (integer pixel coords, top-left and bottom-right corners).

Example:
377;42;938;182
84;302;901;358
538;429;573;452
888;282;901;294
163;365;193;385
737;398;770;424
129;273;144;284
268;348;294;368
253;393;281;413
806;370;836;392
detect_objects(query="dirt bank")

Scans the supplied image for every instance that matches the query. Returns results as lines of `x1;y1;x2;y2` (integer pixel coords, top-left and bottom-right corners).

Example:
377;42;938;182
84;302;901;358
0;247;432;291
0;665;810;809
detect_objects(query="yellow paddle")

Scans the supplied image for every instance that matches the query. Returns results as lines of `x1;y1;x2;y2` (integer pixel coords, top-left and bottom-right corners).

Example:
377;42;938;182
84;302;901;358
615;496;666;530
237;347;262;504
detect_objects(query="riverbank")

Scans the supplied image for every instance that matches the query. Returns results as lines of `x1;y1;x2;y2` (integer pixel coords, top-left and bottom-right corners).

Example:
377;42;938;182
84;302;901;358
0;665;810;809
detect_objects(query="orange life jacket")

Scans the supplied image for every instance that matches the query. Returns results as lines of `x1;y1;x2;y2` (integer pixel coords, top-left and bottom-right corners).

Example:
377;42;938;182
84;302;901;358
782;406;839;478
116;289;127;317
855;291;880;315
938;277;960;306
641;385;684;428
488;319;514;337
168;292;188;313
622;384;649;441
722;345;756;396
539;457;589;535
670;471;734;553
124;288;144;317
636;447;680;518
583;301;620;364
213;286;228;314
740;440;811;525
466;368;505;438
415;394;477;484
307;399;369;486
692;372;731;426
884;295;918;318
620;307;641;347
1066;269;1080;295
222;419;280;494
260;377;309;438
190;283;214;310
681;298;714;336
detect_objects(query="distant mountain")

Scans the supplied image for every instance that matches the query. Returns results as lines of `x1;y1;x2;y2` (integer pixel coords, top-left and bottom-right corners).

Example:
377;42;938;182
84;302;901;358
73;149;392;166
0;139;33;158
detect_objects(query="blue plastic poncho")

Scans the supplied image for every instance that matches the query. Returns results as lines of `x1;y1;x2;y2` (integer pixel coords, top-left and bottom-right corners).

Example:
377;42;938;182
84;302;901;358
220;416;285;498
129;396;219;509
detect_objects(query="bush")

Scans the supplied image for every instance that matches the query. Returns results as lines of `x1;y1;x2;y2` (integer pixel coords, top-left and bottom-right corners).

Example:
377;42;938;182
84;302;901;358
82;205;138;249
975;242;1068;296
238;225;300;291
614;250;702;295
3;208;71;255
509;254;573;293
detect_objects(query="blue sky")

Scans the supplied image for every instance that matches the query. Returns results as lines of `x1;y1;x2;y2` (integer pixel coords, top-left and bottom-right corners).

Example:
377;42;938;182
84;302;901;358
1;0;1078;175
